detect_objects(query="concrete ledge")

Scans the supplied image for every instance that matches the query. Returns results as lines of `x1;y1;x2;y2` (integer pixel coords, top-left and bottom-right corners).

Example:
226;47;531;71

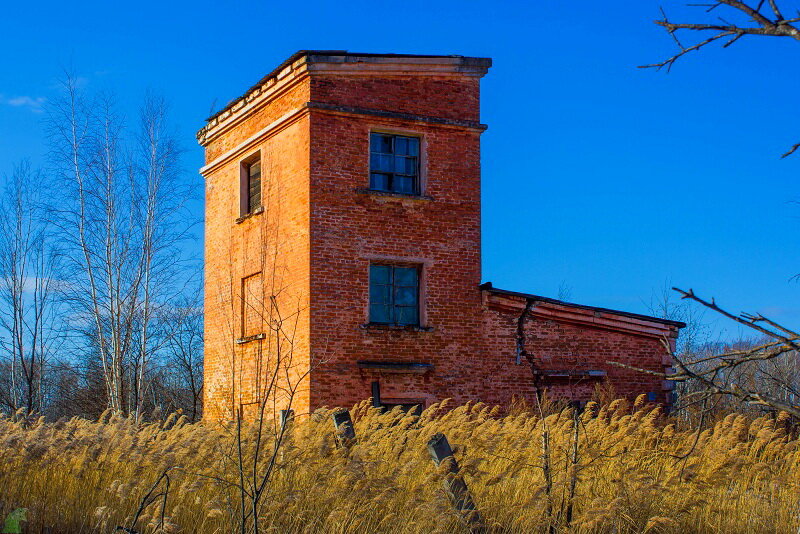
532;369;607;379
235;333;265;345
360;322;434;332
235;206;264;224
354;188;434;201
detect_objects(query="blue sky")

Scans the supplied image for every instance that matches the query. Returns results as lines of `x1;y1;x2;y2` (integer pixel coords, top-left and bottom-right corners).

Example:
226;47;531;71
2;0;799;338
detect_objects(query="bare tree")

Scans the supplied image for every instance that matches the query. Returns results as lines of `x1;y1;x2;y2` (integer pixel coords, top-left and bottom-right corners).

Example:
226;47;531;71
619;288;800;418
557;281;573;302
0;162;63;414
46;74;194;417
159;295;204;421
642;0;800;156
128;94;190;419
647;281;709;358
638;3;800;417
187;146;323;534
662;288;800;417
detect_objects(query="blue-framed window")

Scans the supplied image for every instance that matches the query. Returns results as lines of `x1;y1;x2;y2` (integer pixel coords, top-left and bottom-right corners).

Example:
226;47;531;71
369;264;420;325
369;133;420;194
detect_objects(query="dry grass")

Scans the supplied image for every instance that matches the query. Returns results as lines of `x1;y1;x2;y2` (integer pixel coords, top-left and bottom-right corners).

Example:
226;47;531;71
0;396;798;533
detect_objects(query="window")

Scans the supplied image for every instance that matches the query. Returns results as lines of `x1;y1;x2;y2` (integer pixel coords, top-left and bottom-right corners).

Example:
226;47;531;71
240;154;261;217
369;133;420;194
369;264;419;325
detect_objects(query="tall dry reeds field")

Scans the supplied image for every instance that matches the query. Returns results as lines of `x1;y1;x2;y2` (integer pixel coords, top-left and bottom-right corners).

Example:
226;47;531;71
0;396;798;533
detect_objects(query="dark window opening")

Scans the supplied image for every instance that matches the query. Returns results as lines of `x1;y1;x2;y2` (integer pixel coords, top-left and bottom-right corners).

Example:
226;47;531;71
369;133;420;194
240;155;261;216
369;264;420;326
369;381;423;415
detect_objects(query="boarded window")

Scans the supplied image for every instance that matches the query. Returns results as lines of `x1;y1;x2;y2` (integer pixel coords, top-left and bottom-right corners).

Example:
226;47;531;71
241;272;263;338
369;133;420;194
369;264;420;326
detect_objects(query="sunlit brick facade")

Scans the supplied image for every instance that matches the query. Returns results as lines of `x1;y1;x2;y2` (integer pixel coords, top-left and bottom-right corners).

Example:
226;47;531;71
198;51;683;421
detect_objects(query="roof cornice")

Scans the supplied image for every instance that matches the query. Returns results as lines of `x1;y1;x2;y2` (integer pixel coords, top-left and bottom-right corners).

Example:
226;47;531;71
197;51;492;146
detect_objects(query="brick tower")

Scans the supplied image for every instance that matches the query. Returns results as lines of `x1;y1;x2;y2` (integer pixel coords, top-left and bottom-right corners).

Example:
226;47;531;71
198;51;493;420
198;51;682;421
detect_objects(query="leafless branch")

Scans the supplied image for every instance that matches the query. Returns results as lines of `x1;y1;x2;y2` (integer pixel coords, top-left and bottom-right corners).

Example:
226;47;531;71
643;1;800;155
661;287;800;417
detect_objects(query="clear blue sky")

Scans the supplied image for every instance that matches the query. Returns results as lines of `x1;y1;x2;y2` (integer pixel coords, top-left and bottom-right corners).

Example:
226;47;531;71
2;0;799;338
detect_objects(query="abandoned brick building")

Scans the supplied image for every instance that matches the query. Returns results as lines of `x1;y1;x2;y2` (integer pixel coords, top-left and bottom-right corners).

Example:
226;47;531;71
197;51;684;420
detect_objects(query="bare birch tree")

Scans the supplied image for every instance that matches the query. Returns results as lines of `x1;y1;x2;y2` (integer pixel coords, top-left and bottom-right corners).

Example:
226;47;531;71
128;94;190;419
0;162;63;414
46;74;194;417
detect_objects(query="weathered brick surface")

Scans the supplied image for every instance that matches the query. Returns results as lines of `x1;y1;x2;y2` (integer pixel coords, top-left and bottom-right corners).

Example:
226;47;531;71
307;112;484;409
202;106;312;421
199;52;681;421
481;293;676;405
310;76;481;122
204;79;311;163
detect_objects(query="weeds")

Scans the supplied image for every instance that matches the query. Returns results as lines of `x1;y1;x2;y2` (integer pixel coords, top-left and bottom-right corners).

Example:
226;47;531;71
0;398;797;533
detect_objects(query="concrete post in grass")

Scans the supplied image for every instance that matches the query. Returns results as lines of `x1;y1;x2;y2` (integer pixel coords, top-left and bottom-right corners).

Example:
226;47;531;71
427;433;485;533
331;408;356;448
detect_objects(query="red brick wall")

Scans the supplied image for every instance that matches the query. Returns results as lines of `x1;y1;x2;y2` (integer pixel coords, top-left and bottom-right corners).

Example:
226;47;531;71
306;89;485;409
311;76;481;122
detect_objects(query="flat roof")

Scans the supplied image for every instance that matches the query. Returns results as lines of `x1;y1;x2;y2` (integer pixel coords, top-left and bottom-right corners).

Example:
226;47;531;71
204;50;492;124
480;283;686;328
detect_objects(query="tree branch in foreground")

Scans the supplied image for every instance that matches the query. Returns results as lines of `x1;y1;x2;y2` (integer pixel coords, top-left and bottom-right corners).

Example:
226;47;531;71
668;287;800;418
642;1;800;156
